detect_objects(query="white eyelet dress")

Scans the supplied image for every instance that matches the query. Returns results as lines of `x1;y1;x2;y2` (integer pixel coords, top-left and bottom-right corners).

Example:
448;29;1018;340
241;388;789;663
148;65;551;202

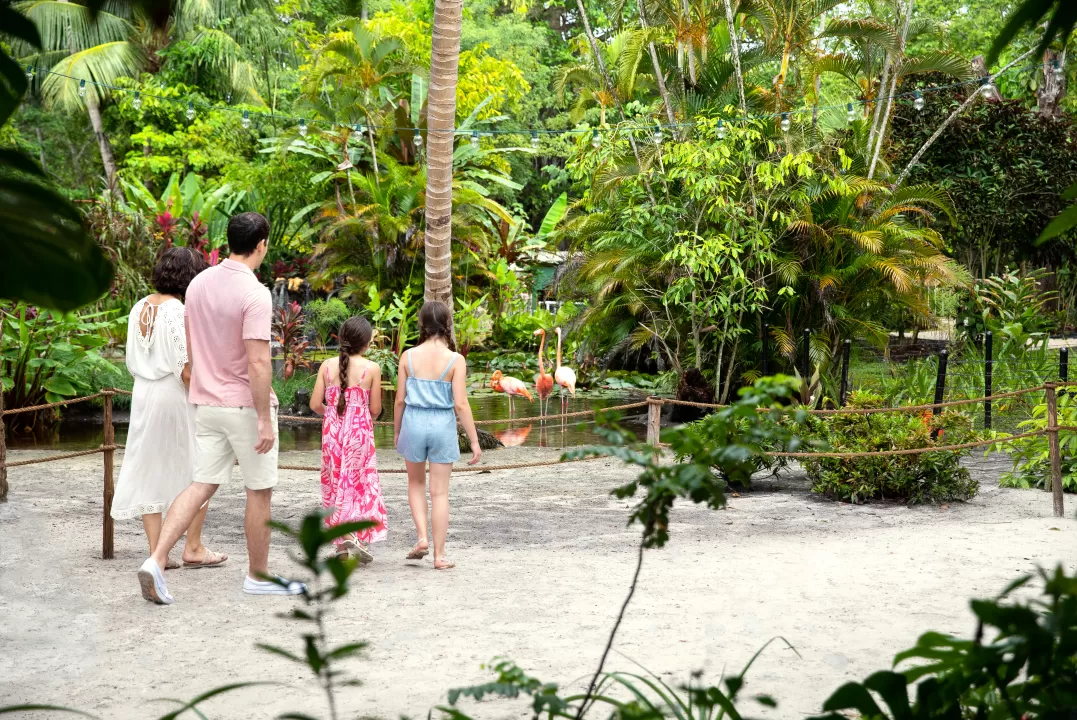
110;298;198;520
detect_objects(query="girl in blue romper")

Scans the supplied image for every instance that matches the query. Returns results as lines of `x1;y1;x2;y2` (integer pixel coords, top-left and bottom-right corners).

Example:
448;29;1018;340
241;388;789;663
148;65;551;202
394;301;481;570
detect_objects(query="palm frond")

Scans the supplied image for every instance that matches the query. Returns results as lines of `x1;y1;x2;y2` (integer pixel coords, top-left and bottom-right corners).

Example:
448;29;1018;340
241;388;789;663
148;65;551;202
40;40;145;111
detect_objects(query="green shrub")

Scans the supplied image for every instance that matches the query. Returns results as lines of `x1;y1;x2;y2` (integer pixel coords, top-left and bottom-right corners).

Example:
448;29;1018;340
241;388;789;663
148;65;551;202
305;298;351;349
804;391;980;505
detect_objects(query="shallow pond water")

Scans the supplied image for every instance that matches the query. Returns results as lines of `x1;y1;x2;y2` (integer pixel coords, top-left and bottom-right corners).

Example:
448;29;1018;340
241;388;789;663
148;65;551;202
8;389;650;453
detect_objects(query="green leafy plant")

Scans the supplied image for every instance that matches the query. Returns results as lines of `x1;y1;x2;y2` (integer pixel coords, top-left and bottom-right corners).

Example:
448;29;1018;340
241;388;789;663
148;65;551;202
0;2;113;311
262;511;378;720
812;565;1077;719
366;285;418;355
956;271;1059;341
1;301;120;429
272;301;312;380
453;294;492;357
803;391;980;505
305;298;352;350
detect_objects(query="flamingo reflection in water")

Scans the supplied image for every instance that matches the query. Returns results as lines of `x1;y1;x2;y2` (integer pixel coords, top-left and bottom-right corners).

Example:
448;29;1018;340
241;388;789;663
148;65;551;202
494;424;533;447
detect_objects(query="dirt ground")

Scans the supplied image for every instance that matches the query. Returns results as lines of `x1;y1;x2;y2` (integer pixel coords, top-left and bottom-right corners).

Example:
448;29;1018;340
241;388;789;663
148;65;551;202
1;446;1074;719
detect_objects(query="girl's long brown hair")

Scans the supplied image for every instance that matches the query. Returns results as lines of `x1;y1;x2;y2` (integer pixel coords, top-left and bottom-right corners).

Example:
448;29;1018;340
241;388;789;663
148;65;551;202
416;301;456;352
337;316;373;415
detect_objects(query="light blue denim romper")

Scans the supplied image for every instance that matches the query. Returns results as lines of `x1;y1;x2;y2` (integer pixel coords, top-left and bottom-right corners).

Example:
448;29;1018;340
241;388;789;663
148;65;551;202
396;350;461;464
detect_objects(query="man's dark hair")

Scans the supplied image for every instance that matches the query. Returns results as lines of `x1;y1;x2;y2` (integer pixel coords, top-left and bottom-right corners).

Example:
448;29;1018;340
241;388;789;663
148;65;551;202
227;212;271;256
153;247;208;300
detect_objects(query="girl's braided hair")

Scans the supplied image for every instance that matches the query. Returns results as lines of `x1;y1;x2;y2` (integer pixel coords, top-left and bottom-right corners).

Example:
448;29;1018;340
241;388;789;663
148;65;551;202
336;316;373;415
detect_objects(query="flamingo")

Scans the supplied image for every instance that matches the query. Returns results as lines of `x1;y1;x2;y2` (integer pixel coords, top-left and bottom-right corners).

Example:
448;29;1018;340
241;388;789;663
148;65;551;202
490;370;533;419
553;327;577;419
533;329;555;421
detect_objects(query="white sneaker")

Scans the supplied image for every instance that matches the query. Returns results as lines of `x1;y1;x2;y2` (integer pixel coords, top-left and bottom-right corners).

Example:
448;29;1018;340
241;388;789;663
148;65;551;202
137;558;174;605
243;575;306;596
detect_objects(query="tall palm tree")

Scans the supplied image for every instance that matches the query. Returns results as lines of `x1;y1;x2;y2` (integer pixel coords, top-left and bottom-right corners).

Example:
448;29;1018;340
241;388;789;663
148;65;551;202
422;0;462;308
19;0;144;194
555;32;651;125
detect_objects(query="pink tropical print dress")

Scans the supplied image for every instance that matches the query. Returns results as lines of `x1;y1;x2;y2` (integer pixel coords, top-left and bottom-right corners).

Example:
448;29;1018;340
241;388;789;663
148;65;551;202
321;365;387;544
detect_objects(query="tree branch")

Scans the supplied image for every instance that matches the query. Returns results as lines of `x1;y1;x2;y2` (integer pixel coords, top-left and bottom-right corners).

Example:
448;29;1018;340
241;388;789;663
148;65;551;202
575;533;646;719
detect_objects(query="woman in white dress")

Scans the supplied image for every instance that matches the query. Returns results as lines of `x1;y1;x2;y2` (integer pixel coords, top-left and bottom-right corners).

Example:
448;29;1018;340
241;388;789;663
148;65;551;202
111;247;227;569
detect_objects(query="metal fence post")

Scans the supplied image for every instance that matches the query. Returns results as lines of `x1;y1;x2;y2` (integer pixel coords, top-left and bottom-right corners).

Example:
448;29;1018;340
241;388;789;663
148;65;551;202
932;350;948;440
102;390;116;560
1060;347;1069;399
801;328;811;381
761;326;770;377
984;331;993;431
840;339;851;407
1044;383;1065;517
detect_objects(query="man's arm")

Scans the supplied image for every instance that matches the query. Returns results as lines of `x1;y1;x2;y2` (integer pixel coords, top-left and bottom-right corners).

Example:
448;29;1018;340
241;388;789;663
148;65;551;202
245;338;274;454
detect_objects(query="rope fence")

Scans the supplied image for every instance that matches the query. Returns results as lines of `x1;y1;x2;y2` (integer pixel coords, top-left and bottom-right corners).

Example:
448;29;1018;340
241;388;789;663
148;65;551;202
0;384;1069;560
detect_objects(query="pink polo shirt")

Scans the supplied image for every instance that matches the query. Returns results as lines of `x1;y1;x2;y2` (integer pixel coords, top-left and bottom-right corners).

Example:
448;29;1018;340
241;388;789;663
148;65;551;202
185;258;278;408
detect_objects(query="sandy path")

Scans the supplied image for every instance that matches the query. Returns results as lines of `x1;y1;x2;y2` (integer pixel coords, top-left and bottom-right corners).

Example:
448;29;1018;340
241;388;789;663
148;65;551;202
0;448;1073;719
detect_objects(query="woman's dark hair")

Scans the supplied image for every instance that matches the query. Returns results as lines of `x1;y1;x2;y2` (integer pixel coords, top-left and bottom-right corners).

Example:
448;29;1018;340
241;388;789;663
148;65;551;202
152;247;209;300
226;212;270;256
417;301;456;353
337;316;373;415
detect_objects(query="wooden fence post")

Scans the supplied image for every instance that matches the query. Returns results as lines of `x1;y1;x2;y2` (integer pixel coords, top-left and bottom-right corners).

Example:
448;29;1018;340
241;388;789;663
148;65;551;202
0;389;7;503
646;397;661;446
1044;383;1065;517
102;390;116;559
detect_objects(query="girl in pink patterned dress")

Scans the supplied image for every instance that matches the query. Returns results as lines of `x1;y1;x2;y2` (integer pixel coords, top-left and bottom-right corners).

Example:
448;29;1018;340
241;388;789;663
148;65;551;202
310;317;386;563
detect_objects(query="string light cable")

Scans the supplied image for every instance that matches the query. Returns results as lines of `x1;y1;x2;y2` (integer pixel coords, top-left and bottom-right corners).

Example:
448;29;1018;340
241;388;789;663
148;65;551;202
19;56;1063;143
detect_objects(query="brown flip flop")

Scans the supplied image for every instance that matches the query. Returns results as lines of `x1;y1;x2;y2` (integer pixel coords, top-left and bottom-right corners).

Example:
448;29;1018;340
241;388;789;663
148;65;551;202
182;548;228;569
165;556;181;570
405;544;429;561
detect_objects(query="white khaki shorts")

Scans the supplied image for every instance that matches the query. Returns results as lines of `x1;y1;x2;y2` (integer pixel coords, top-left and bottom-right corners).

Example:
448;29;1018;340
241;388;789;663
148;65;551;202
193;406;279;490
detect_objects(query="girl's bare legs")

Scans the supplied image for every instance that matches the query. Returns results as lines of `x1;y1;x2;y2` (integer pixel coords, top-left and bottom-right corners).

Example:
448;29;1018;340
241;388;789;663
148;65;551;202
429;462;453;568
405;460;429;554
142;512;162;554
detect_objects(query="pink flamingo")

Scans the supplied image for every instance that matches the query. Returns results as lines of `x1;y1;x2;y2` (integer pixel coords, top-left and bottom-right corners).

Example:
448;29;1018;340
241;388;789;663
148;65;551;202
490;370;533;419
553;327;577;420
533;329;555;421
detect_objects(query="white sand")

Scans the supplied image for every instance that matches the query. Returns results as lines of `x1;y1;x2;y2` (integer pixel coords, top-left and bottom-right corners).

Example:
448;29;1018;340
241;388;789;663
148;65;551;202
0;447;1074;719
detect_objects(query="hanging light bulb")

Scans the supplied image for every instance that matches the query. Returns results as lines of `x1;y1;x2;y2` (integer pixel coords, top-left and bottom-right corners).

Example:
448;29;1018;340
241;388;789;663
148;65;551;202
716;119;727;139
913;90;925;111
780;112;791;132
470;131;480;148
979;78;993;97
25;66;34;81
653;124;663;144
846;102;856;123
226;93;232;104
1052;59;1064;82
298;118;308;136
530;131;540;148
186;101;196;121
241;110;251;129
590;129;601;148
132;91;142;110
413;131;423;150
356;122;365;136
78;79;87;98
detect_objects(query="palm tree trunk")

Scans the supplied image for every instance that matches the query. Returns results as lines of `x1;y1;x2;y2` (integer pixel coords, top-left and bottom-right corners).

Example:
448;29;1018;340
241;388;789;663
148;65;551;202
573;0;658;205
423;0;463;307
635;0;678;130
86;92;120;199
868;0;914;179
721;0;748;116
681;0;698;86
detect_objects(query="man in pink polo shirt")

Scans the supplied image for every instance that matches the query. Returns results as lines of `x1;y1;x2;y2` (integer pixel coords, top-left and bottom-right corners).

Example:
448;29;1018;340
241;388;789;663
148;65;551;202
137;212;304;604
